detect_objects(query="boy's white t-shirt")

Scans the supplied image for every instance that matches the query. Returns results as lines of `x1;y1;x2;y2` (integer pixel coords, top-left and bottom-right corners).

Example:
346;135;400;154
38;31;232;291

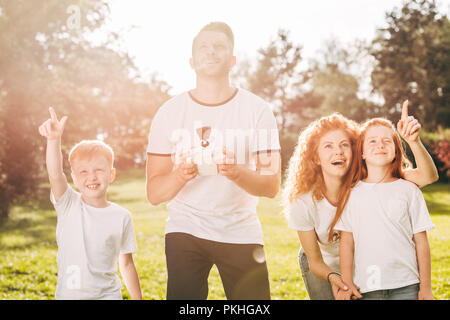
147;88;280;245
334;179;435;293
50;185;138;300
287;191;340;272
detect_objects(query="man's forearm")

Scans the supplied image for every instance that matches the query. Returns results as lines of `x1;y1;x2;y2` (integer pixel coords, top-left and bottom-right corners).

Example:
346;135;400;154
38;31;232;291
233;167;280;198
147;171;186;205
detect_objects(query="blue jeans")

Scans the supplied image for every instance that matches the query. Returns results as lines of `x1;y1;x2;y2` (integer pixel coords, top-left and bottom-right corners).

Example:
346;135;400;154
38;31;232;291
361;283;420;300
298;248;334;300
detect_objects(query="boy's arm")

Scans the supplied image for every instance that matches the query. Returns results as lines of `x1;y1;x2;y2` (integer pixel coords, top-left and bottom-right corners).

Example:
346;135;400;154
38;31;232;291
413;231;434;300
397;100;439;187
39;107;68;202
339;231;362;299
119;253;142;300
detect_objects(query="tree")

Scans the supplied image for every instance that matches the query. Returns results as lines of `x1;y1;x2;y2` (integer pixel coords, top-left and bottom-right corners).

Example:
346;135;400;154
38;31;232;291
371;0;450;129
0;1;170;222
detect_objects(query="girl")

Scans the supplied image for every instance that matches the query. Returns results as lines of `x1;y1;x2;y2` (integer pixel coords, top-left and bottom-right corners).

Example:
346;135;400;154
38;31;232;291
283;102;438;300
333;118;434;300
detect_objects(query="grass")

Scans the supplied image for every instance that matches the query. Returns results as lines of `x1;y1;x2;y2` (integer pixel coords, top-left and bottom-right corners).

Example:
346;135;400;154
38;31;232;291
0;169;448;300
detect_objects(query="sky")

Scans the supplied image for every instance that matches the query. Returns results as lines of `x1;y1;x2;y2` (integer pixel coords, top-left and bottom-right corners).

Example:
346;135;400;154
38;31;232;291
99;0;450;95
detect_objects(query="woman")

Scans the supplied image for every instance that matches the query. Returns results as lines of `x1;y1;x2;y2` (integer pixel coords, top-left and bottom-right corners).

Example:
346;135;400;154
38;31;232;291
283;102;438;300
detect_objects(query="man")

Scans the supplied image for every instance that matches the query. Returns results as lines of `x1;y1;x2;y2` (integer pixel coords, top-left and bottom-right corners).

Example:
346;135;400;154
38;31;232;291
146;22;281;300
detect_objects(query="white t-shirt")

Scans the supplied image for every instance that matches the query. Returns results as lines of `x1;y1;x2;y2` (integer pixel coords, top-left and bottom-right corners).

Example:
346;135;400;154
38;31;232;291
287;191;340;272
334;179;435;293
147;88;280;245
50;185;138;300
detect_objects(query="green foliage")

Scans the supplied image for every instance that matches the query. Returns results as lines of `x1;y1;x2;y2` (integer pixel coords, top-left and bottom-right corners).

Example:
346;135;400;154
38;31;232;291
0;1;170;221
0;170;448;300
371;0;450;129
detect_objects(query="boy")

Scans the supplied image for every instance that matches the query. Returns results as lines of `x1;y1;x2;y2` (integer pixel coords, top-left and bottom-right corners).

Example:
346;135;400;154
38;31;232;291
39;107;142;300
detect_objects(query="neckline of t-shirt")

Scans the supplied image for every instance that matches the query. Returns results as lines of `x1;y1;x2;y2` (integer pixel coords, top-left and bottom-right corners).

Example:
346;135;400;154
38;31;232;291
81;198;113;210
359;178;401;186
187;88;239;108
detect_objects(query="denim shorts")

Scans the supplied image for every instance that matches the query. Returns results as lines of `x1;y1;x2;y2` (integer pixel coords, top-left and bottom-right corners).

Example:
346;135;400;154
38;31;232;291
298;248;334;300
361;283;420;300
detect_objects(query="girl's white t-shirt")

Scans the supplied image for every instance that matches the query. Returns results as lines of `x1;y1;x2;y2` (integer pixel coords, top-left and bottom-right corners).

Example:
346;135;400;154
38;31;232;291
147;88;280;245
288;191;340;272
335;179;435;293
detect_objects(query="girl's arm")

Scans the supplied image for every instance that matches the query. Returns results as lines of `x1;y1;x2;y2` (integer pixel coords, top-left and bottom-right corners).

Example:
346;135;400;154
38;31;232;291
298;230;353;300
397;101;439;188
339;231;362;299
403;139;439;188
119;253;142;300
413;231;434;300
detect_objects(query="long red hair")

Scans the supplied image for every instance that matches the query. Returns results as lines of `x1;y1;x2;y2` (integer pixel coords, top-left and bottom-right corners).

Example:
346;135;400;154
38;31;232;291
328;118;411;241
283;113;359;218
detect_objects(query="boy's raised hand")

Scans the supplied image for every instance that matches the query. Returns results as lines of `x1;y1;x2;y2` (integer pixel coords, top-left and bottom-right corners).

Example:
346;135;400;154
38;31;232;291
397;100;421;143
38;107;68;140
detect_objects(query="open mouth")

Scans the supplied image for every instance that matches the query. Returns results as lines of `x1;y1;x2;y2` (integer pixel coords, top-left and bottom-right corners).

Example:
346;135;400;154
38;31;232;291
86;184;100;190
331;159;346;167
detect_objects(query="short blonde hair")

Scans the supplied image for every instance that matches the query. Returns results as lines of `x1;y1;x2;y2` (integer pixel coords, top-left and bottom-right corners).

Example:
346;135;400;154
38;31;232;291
68;140;114;168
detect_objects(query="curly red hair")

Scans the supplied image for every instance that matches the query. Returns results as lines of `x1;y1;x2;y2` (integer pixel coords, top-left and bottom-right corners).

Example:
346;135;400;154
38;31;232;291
283;113;359;218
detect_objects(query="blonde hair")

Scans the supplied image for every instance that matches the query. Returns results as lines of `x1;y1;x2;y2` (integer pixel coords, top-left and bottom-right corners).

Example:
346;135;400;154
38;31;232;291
282;113;360;219
68;140;114;168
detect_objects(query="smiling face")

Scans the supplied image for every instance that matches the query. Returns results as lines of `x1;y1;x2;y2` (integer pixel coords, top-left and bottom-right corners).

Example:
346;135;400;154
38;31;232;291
362;125;396;168
190;30;236;77
316;129;353;180
70;156;115;204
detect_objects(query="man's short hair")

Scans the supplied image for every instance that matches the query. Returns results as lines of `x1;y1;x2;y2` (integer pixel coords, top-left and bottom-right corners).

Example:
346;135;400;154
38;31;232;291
69;140;114;168
192;21;234;54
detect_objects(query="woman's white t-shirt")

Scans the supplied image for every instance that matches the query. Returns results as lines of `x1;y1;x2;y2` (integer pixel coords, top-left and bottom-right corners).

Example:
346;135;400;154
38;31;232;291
288;191;340;272
335;179;435;293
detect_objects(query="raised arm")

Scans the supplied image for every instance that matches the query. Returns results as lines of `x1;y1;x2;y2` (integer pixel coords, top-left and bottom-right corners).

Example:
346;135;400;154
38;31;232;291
38;107;68;202
397;100;439;188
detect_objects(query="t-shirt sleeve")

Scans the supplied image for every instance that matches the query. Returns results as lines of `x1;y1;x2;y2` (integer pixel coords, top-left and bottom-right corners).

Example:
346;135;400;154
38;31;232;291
147;105;173;155
409;187;435;234
50;184;78;218
252;103;281;153
120;213;138;254
334;205;352;233
287;198;314;231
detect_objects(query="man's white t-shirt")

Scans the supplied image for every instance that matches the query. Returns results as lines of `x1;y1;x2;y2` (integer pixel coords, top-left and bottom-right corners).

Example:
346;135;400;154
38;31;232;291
147;88;280;245
51;185;138;300
287;191;340;272
334;179;435;293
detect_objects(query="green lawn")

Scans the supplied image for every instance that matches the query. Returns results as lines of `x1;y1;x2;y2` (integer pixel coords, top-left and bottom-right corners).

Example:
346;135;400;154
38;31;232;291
0;169;449;300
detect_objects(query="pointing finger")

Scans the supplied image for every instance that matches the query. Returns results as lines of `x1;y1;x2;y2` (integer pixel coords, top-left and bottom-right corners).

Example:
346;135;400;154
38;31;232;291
401;100;409;121
49;107;58;123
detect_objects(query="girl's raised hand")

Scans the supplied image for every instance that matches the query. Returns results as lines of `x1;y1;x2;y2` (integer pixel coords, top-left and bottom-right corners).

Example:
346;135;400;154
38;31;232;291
397;100;421;143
